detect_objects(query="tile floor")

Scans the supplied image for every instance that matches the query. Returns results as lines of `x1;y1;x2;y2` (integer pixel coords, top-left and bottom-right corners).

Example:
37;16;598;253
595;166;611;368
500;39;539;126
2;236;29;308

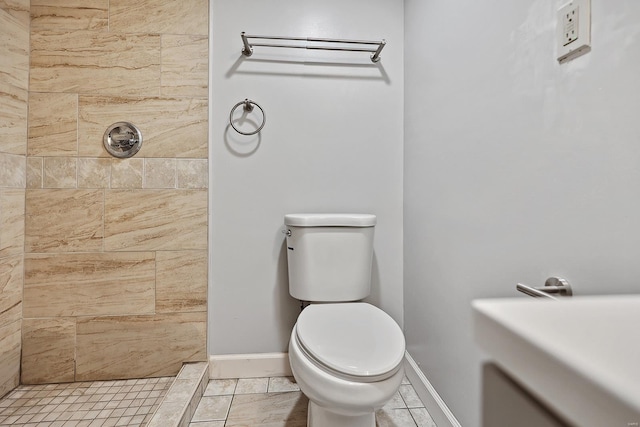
189;376;437;427
0;377;173;427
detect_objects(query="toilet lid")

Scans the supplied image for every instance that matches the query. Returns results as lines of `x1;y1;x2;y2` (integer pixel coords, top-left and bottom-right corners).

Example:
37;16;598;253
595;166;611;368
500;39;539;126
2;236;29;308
295;303;405;378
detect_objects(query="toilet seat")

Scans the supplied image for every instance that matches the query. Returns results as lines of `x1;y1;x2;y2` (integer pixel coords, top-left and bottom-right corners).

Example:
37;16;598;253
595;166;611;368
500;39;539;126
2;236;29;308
295;302;405;382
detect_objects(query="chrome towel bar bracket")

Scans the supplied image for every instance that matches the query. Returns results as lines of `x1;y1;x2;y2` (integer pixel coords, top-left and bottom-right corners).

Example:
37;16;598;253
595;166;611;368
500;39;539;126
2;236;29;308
516;277;573;300
240;32;387;63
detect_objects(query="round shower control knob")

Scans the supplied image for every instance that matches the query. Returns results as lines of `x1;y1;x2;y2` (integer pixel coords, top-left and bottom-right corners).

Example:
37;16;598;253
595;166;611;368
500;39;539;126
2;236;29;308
103;122;143;158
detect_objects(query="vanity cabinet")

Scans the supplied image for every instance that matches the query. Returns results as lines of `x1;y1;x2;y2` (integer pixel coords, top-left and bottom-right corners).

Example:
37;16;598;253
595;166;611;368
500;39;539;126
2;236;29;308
482;363;569;427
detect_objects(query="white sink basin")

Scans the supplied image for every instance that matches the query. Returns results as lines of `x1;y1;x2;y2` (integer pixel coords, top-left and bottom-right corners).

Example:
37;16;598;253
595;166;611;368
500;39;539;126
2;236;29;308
473;295;640;427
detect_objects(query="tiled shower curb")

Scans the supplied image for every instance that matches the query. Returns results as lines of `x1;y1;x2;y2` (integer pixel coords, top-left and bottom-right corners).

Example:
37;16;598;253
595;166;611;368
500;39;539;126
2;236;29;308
147;362;209;427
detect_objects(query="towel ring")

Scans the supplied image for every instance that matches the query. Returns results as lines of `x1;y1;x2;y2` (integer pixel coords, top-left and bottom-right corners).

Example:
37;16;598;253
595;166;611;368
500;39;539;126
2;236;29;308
229;99;266;136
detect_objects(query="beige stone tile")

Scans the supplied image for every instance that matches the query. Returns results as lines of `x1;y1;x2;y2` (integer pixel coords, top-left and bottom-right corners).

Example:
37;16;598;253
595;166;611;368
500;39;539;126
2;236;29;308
0;153;26;188
163;378;201;403
144;158;176;189
187;398;203;426
23;252;155;317
78;158;111;188
235;378;269;395
21;318;76;384
399;384;424;408
28;92;78;156
31;0;108;31
110;0;208;36
0;320;20;398
26;157;43;189
0;255;22;329
189;422;225;427
0;189;25;258
192;396;232;422
25;189;104;253
177;159;208;189
30;31;160;96
76;312;207;381
162;372;208;425
111;158;143;189
225;392;308;427
0;303;20;336
104;190;207;251
383;391;407;410
0;8;28;155
43;157;77;188
161;35;208;98
204;379;237;396
376;408;417;427
156;250;207;313
409;408;437;427
78;96;208;158
178;361;209;380
0;0;30;27
0;9;28;90
147;400;186;427
0;82;28;155
267;377;299;393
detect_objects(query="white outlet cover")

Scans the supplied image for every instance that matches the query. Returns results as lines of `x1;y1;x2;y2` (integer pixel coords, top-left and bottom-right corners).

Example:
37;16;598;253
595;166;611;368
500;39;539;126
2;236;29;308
562;5;579;46
557;0;591;63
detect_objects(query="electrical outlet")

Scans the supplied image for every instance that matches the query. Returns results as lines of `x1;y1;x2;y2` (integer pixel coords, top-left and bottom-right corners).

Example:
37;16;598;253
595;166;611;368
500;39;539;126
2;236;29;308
557;0;591;63
562;5;579;46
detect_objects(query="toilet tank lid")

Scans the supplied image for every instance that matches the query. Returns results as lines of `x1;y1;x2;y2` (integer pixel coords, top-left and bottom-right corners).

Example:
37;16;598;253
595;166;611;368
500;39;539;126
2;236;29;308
284;213;376;227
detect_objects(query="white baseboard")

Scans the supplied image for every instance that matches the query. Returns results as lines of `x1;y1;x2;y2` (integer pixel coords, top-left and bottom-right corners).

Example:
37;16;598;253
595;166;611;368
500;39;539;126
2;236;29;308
404;351;461;427
209;353;292;379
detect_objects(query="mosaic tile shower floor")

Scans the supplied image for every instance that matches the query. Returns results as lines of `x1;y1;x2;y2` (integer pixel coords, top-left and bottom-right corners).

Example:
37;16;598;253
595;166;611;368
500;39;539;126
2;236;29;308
0;377;173;426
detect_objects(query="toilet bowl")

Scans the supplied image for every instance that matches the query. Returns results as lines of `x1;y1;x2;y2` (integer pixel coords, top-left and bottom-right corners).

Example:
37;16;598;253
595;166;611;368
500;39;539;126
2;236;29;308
288;302;405;427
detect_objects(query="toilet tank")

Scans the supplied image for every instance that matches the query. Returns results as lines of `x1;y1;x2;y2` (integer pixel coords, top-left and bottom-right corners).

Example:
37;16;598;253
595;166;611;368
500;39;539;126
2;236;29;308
284;213;376;302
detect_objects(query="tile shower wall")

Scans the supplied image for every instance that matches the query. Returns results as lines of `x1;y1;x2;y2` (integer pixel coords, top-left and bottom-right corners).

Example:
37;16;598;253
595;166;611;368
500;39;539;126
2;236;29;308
22;0;209;384
0;0;29;397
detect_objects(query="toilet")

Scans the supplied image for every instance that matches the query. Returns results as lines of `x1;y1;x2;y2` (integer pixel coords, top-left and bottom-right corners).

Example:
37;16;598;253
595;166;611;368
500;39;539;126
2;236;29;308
284;213;406;427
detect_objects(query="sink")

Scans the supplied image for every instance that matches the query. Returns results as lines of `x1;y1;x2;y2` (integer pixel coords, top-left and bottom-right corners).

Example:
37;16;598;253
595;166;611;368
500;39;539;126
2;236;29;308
473;295;640;427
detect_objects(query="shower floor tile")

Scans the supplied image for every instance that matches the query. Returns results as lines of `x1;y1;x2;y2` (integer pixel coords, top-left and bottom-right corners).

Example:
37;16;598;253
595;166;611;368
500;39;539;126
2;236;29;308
189;376;437;427
0;377;173;426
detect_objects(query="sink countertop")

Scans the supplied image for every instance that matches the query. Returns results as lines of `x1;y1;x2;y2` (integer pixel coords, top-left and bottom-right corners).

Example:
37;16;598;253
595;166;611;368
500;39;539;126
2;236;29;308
473;295;640;427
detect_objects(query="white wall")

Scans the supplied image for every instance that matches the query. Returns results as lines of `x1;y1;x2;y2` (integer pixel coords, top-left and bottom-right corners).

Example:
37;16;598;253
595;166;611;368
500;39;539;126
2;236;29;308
404;1;640;426
209;0;404;354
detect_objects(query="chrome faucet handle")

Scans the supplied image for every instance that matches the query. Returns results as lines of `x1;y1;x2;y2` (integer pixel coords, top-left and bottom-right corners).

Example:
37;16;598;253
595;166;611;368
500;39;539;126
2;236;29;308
516;277;572;300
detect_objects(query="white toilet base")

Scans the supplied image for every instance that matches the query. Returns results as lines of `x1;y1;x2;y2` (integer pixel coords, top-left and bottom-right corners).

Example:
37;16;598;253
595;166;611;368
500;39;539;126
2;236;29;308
308;401;375;427
289;325;404;427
